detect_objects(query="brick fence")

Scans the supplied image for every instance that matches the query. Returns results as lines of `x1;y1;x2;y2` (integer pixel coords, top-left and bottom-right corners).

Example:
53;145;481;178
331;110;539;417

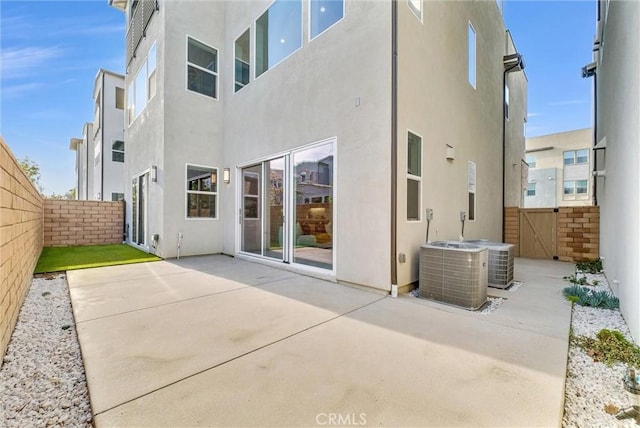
44;199;124;247
0;137;44;361
504;206;599;262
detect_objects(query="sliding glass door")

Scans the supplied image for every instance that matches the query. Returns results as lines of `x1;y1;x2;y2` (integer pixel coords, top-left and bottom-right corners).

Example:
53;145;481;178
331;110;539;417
239;140;334;271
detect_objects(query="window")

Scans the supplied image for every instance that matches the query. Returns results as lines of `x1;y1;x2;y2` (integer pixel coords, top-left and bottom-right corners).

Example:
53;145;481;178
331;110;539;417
255;0;302;78
563;180;575;195
115;87;125;110
94;91;101;135
311;0;344;38
408;0;422;20
576;149;589;164
505;83;510;119
134;65;147;118
127;81;134;124
186;165;217;218
187;37;218;99
468;161;476;220
563;151;575;165
407;131;421;221
526;182;536;196
112;140;125;162
235;29;250;92
148;44;157;100
576;179;588;194
111;192;124;201
526;154;536;168
468;23;476;88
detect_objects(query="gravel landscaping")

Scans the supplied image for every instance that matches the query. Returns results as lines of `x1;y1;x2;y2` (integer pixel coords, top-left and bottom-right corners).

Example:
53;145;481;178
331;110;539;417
1;269;638;427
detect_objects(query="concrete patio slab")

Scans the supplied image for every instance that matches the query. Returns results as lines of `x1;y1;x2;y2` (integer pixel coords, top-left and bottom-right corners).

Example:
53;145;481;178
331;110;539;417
69;255;574;427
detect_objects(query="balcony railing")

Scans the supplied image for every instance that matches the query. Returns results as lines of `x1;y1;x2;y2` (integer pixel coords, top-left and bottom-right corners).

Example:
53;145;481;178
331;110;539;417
126;0;158;69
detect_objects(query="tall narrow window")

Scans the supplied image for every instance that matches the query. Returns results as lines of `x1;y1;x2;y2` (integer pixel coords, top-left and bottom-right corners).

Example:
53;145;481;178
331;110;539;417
407;131;422;221
235;29;250;92
255;0;302;78
127;81;134;124
310;0;344;39
408;0;421;21
187;37;218;99
134;65;147;118
186;165;218;218
468;23;476;88
112;140;125;162
115;87;125;110
148;43;157;100
468;161;476;221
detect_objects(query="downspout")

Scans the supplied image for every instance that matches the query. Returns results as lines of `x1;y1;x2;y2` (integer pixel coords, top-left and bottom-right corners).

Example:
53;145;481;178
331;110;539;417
592;72;598;206
101;72;105;201
502;63;518;243
390;0;398;291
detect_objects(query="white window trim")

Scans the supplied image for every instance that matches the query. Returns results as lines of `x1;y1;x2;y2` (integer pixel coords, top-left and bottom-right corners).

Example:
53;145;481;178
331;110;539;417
185;163;219;220
112;139;125;163
127;41;157;127
185;35;219;101
309;0;346;41
407;0;422;22
563;150;576;165
468;160;477;222
147;42;157;102
407;129;422;222
526;182;536;197
253;0;304;81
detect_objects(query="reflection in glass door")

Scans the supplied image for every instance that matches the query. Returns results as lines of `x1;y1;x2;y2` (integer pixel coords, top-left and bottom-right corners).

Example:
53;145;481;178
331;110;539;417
131;173;148;246
241;165;261;254
292;142;333;270
239;140;334;270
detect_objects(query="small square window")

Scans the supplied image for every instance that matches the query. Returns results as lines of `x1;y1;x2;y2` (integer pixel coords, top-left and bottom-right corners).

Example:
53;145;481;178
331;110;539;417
576;149;589;164
563;151;575;165
563;180;575;195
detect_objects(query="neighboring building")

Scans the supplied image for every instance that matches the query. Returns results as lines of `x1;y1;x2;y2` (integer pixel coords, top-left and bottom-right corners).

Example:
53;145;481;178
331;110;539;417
110;0;527;293
524;128;593;208
69;122;94;200
70;69;126;201
584;0;640;340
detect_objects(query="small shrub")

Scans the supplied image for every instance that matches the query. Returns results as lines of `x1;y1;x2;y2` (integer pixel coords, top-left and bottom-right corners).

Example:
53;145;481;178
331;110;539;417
574;329;640;367
576;259;603;274
564;275;588;286
562;285;619;309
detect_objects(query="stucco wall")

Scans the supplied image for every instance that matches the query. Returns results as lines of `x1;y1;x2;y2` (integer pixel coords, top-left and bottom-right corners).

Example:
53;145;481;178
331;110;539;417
595;0;640;341
43;200;124;247
0;137;44;362
396;1;524;287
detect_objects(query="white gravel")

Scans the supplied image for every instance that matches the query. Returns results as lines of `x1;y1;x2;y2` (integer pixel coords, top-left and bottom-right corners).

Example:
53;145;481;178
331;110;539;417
0;273;92;428
563;272;637;428
1;270;638;427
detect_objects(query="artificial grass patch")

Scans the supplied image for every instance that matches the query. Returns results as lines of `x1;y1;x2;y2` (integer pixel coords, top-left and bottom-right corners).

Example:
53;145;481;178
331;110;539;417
35;244;161;273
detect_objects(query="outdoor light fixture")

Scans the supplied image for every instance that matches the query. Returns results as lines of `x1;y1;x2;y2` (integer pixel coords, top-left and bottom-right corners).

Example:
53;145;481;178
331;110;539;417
151;165;158;182
223;168;231;184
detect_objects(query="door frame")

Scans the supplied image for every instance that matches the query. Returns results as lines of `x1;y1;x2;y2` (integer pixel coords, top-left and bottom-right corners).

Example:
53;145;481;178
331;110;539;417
130;168;151;252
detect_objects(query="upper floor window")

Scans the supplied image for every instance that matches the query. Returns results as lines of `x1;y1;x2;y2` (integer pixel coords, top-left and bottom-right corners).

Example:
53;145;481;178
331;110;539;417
186;164;218;219
115;87;125;110
187;37;218;99
468;160;476;221
310;0;344;39
505;83;510;119
235;29;250;92
128;42;157;125
468;23;476;88
112;140;125;162
526;182;536;196
255;0;302;78
408;0;422;21
563;149;589;165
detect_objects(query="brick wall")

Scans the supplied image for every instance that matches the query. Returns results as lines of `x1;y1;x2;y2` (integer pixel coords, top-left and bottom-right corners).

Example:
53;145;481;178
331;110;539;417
44;199;124;247
0;137;44;361
557;206;600;262
504;207;520;257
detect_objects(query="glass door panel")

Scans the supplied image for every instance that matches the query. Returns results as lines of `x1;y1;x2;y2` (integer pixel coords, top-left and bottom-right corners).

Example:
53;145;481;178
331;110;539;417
241;165;262;254
292;142;334;269
263;157;286;261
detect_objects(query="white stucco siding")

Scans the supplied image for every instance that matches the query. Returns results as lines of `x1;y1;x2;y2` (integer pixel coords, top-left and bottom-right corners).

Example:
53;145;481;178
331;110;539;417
396;1;516;287
222;1;393;290
596;0;640;341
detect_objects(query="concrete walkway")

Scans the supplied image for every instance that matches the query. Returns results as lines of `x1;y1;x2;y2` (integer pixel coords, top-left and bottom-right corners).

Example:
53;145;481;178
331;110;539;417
68;256;574;427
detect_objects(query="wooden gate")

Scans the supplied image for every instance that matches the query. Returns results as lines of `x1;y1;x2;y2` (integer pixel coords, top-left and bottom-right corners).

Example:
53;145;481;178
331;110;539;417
519;208;557;259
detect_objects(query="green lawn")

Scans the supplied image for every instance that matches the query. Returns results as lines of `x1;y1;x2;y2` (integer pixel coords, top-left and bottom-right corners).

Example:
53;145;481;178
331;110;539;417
35;244;161;273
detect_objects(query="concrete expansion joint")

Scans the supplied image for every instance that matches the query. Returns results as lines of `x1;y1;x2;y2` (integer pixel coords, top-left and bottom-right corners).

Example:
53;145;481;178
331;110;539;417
92;295;388;418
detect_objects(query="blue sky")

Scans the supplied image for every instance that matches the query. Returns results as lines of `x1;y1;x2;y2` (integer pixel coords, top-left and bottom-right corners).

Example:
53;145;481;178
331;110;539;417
1;1;595;196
